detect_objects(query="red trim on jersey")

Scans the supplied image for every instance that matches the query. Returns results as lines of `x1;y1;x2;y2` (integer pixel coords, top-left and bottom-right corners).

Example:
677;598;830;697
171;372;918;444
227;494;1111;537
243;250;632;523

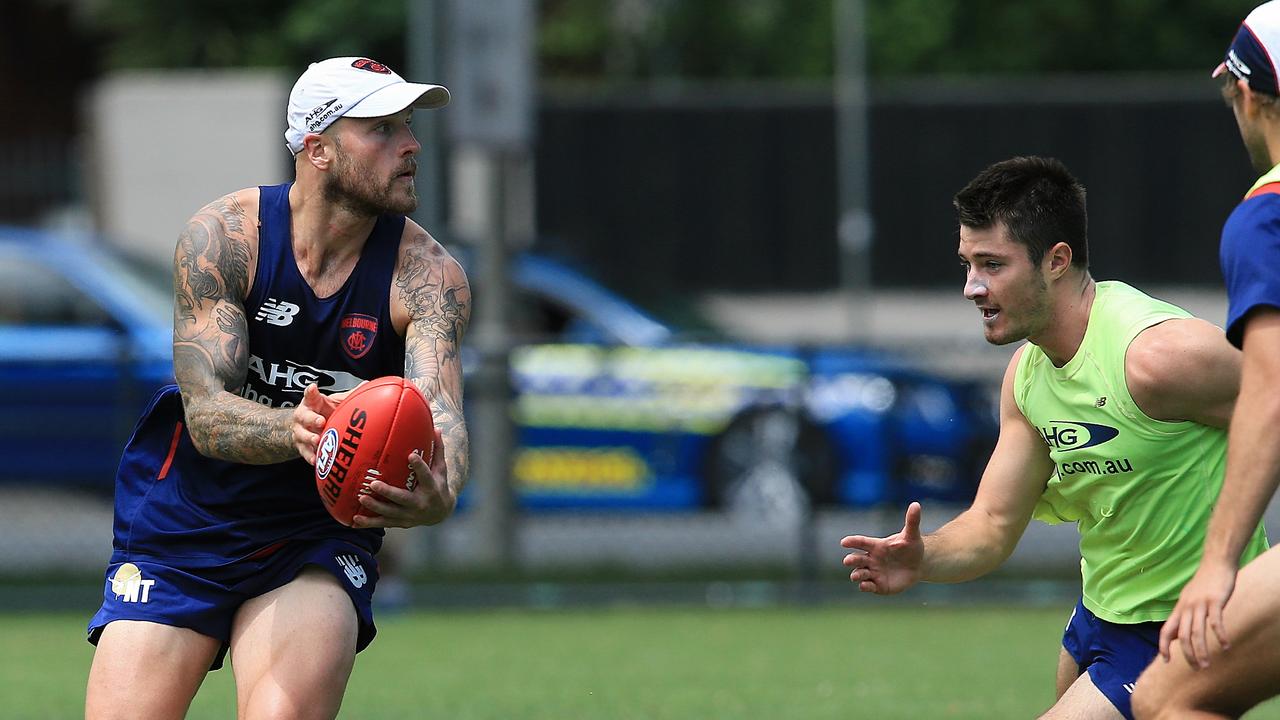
156;422;183;480
1247;181;1280;200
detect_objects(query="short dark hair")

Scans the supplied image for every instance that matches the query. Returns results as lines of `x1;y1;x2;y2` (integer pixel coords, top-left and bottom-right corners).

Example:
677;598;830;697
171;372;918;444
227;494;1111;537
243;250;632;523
953;156;1089;269
1220;72;1280;112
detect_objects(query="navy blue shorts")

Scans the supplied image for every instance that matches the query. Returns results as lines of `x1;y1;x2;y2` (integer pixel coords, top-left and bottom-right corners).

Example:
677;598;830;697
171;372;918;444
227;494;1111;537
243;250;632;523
1062;598;1162;720
87;538;379;670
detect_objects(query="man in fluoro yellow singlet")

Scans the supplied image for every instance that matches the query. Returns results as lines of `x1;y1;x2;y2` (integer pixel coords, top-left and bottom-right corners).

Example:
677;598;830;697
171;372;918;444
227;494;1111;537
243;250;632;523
1133;2;1280;718
840;156;1267;720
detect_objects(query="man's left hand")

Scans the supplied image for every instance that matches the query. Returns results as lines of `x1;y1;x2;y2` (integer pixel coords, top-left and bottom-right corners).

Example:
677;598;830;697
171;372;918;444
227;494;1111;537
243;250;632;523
352;429;455;528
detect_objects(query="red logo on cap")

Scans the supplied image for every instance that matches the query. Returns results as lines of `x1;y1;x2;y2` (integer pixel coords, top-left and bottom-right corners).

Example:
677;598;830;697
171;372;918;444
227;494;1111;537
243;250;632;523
351;58;392;74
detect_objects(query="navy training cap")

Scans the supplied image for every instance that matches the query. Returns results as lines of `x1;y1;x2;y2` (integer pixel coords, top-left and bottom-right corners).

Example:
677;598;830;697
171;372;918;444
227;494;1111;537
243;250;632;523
1215;1;1280;96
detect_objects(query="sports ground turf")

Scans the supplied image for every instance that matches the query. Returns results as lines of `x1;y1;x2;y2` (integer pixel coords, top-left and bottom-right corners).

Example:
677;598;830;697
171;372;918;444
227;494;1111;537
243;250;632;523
7;605;1280;719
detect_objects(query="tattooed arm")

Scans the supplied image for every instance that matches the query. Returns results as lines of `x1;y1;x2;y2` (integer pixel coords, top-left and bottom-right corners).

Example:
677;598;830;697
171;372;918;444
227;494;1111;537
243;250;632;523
351;228;470;529
395;232;472;494
172;192;299;464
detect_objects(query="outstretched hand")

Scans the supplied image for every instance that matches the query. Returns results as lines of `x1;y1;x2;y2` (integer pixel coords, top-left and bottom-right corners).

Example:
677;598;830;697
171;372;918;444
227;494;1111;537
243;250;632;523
841;502;925;595
353;429;455;528
1157;560;1238;669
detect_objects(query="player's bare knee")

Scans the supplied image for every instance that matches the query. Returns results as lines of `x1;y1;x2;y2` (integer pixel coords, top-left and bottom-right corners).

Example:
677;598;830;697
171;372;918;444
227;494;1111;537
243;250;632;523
1129;693;1155;719
242;684;343;720
245;697;300;720
1130;676;1167;720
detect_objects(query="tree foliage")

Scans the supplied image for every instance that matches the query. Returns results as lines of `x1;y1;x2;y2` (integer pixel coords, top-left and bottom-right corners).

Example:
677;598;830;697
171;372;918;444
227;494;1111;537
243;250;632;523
87;0;409;71
867;0;1246;75
540;0;834;79
84;0;1249;78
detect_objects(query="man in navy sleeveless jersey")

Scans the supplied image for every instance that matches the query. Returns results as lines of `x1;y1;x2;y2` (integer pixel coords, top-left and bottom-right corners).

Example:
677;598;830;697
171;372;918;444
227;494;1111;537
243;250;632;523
84;57;470;720
1132;3;1280;718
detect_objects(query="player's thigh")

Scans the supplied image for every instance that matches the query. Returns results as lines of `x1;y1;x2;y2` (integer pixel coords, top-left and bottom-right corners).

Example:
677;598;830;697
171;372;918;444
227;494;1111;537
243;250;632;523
1040;671;1125;720
1134;548;1280;718
230;565;359;720
86;619;221;720
1056;646;1083;699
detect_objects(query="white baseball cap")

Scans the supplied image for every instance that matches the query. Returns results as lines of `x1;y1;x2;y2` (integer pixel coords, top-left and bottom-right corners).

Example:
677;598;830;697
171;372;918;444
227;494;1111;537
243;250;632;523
285;57;450;154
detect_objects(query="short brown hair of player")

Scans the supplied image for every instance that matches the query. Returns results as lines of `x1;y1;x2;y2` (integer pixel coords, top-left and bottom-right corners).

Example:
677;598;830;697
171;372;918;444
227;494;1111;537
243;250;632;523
953;156;1089;270
1220;73;1280;114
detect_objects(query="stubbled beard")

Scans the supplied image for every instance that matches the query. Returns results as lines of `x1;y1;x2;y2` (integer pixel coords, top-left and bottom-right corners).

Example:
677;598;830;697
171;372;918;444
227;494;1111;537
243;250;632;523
999;275;1052;346
323;151;417;216
1248;135;1272;175
984;272;1050;347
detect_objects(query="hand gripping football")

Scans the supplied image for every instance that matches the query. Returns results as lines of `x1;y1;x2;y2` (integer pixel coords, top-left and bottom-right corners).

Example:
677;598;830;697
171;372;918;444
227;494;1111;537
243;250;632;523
314;376;434;526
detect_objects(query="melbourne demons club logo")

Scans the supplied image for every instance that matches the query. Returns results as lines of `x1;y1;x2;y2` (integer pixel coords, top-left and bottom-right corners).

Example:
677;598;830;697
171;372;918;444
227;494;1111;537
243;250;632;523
340;313;379;359
351;58;392;74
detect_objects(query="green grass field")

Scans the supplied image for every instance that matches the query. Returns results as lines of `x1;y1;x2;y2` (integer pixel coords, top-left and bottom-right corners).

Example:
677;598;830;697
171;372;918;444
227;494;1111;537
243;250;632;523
7;605;1280;719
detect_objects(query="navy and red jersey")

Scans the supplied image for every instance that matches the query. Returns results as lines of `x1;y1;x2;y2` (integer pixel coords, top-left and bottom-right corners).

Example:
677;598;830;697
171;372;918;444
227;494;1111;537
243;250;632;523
108;183;406;568
1222;175;1280;348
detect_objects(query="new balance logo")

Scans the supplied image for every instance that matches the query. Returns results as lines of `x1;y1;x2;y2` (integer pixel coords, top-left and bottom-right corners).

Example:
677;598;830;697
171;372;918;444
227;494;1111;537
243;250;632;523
336;554;367;588
1095;397;1107;408
109;563;156;603
255;298;301;326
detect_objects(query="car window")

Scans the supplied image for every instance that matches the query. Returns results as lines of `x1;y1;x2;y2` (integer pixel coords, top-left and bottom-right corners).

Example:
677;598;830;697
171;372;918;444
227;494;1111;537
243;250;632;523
95;248;173;325
510;288;608;343
0;256;112;327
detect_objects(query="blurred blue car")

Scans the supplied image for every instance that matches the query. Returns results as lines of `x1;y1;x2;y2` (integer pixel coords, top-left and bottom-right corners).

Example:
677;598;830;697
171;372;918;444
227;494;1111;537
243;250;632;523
0;227;997;512
475;253;998;514
0;228;172;489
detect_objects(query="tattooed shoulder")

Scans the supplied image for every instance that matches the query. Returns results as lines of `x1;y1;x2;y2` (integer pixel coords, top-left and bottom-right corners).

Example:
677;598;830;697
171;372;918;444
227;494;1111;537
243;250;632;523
395;231;472;341
176;192;255;301
172;191;259;396
396;231;471;396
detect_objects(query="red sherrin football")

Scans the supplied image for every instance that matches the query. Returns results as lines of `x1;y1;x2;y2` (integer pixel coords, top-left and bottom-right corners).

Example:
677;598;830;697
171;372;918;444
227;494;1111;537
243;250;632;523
314;376;434;526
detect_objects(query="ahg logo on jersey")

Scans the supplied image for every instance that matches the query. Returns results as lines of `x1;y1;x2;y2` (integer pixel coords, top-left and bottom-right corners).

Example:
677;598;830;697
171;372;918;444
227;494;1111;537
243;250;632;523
245;355;363;394
1039;421;1120;452
255;298;301;326
241;357;365;408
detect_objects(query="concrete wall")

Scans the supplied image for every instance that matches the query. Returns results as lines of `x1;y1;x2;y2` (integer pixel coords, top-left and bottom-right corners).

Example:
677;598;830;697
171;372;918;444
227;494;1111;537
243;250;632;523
87;70;291;264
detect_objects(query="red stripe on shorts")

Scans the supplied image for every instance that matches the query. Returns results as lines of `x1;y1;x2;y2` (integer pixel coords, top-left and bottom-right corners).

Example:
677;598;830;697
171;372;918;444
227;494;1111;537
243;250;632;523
156;421;183;480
